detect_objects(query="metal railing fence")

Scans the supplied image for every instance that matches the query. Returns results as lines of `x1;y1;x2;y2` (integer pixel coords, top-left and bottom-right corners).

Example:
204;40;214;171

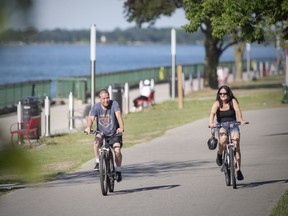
0;58;277;110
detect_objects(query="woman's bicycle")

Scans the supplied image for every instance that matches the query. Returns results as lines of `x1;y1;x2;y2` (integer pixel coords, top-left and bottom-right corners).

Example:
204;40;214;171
210;121;248;189
85;130;116;196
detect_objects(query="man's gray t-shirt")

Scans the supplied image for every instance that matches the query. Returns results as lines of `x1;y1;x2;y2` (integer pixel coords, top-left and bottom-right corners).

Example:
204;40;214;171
90;100;120;136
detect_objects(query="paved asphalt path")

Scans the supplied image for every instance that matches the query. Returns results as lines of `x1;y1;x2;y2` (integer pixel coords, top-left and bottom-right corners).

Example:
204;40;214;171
1;107;287;216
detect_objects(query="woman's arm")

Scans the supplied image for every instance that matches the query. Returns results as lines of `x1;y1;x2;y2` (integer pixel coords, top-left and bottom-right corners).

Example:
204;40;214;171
232;99;245;124
209;101;219;128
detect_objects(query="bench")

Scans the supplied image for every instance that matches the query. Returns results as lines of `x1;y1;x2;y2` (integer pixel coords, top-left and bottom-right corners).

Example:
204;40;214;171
136;90;155;110
10;116;41;147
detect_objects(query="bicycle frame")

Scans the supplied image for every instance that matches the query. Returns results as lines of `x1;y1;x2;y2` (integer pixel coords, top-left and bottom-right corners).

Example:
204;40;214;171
222;134;237;189
84;130;116;196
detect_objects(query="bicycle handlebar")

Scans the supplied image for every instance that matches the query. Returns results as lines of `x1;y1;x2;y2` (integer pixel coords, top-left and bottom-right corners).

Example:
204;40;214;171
84;130;122;136
84;130;97;135
208;121;249;128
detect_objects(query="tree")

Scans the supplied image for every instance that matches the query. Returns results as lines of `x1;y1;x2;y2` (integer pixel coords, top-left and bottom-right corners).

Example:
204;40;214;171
0;0;33;31
124;0;288;89
193;0;288;83
209;0;288;42
124;0;183;28
183;0;238;88
124;0;237;88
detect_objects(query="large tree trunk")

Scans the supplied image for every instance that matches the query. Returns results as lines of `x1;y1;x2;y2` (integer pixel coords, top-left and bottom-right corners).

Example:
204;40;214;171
233;43;245;81
203;24;222;89
204;40;220;89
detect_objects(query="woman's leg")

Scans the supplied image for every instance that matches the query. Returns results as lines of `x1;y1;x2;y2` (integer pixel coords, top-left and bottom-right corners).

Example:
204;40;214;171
218;127;228;153
216;127;227;166
231;132;241;170
231;131;244;180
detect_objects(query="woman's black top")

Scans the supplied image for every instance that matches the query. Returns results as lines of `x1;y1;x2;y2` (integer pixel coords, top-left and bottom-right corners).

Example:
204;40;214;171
216;104;236;123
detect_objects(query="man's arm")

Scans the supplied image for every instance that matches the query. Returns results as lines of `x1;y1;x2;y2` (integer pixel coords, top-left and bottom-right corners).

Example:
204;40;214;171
115;110;124;133
84;115;95;133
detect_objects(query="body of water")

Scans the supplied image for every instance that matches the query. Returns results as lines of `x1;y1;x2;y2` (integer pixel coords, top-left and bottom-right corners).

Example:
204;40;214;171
0;44;278;85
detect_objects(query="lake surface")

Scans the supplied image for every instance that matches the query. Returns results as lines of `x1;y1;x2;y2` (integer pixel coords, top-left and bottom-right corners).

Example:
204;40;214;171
0;44;278;85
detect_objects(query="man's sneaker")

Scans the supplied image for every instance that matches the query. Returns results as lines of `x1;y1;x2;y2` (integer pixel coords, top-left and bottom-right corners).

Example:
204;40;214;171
216;153;223;166
116;171;122;182
93;162;99;171
237;170;244;181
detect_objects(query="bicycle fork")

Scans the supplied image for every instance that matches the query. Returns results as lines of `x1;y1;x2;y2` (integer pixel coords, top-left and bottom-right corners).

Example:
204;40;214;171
102;149;116;181
221;145;236;172
221;151;228;173
227;145;237;168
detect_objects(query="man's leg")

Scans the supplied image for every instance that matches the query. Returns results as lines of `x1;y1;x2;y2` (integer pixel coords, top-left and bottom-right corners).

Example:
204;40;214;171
113;143;122;182
93;134;102;171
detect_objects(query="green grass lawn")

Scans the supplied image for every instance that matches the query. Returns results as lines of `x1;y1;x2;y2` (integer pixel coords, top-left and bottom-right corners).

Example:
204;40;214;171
270;190;288;216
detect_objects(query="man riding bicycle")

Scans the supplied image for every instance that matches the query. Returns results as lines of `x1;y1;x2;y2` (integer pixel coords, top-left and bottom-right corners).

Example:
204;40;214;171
209;85;246;181
85;89;124;182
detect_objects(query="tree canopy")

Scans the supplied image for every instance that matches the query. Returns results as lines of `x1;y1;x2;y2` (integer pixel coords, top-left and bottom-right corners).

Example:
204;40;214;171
124;0;183;27
0;0;32;30
124;0;288;88
183;0;288;42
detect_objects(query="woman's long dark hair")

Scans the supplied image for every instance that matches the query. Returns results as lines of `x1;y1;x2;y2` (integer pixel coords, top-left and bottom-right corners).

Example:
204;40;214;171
216;85;238;108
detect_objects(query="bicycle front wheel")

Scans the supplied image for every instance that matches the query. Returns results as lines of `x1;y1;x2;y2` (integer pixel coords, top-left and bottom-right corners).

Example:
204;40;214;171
229;149;237;189
223;151;231;186
99;154;108;196
108;152;115;193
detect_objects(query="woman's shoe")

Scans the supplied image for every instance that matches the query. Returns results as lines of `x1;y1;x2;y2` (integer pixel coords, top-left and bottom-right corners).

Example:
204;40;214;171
216;153;222;166
237;170;244;181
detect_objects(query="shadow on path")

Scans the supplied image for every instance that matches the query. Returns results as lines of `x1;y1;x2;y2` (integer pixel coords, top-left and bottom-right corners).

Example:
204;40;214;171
264;132;288;136
238;178;288;189
112;184;180;195
44;159;212;187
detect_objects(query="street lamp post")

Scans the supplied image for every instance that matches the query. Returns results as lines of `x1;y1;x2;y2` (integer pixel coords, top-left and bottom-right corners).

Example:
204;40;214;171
171;28;176;100
246;43;251;80
90;24;96;106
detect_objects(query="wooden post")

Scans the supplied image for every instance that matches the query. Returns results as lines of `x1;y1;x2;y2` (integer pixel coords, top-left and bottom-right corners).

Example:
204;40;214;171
177;65;183;109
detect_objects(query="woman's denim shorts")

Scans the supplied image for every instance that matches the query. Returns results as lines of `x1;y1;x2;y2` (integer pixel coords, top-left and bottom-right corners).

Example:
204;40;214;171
215;121;240;137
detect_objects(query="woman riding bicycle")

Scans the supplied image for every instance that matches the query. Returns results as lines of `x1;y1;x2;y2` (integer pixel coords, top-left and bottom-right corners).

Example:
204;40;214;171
209;85;246;181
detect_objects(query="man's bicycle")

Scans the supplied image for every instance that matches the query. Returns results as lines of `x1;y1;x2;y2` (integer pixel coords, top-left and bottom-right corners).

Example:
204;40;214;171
210;121;248;189
85;130;116;196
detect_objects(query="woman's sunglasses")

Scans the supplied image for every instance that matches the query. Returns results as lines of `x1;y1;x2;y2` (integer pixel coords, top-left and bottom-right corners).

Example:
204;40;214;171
219;93;227;96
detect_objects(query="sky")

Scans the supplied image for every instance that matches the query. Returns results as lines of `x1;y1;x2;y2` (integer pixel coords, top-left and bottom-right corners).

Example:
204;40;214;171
9;0;188;31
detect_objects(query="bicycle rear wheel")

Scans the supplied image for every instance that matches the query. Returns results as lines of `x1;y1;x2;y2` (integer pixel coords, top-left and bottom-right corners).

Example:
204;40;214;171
99;154;108;196
108;152;115;193
229;148;237;189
